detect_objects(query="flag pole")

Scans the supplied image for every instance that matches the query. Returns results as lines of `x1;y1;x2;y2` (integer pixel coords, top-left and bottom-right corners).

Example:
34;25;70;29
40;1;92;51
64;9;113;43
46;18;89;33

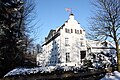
71;8;72;14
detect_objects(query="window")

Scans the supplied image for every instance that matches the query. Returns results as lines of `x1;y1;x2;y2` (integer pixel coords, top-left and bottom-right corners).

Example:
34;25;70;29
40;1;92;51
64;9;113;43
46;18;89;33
66;53;70;62
65;28;70;33
81;42;85;47
65;28;67;33
80;38;83;40
71;29;73;33
80;51;86;59
65;38;69;46
75;29;82;34
75;29;80;34
68;29;70;33
75;29;77;33
80;30;82;34
65;28;73;33
77;30;79;34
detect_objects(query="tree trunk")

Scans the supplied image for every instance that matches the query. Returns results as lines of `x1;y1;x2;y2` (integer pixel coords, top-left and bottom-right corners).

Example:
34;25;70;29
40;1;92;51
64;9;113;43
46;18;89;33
116;41;120;71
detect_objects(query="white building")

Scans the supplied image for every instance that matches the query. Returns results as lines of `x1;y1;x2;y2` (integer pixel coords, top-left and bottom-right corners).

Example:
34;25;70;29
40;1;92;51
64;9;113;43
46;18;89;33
36;53;45;66
36;14;116;67
86;40;116;63
87;40;116;54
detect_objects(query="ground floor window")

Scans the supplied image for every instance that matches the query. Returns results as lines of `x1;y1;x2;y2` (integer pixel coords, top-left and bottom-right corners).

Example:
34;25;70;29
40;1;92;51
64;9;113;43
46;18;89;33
80;51;86;59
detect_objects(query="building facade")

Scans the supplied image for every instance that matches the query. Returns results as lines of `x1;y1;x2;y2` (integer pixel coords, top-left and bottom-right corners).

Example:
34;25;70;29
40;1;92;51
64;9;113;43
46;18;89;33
36;14;116;67
86;40;116;63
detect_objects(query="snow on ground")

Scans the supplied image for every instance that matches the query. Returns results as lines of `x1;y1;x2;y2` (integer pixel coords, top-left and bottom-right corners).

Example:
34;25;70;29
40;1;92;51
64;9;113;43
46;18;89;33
5;65;120;80
101;71;120;80
4;66;80;77
4;66;55;77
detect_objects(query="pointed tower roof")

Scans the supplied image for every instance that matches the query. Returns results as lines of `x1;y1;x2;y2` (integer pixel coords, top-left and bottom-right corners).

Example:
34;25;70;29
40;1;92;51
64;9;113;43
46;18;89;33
69;13;74;20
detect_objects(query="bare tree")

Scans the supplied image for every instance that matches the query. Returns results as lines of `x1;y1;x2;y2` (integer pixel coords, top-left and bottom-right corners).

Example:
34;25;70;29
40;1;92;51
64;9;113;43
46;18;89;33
89;0;120;71
36;44;42;53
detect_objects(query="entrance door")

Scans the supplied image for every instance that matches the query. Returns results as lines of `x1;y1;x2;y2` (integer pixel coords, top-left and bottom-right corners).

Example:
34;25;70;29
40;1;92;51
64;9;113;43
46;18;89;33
80;51;86;59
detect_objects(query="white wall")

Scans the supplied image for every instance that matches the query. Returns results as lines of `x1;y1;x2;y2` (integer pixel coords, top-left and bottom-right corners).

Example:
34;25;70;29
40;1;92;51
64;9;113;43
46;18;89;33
59;14;87;66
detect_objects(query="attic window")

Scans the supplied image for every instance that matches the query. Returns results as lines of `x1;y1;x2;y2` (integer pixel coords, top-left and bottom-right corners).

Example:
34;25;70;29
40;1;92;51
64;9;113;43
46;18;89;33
65;28;70;33
75;29;79;34
65;28;67;32
75;29;77;33
75;29;82;34
80;30;82;34
77;30;79;34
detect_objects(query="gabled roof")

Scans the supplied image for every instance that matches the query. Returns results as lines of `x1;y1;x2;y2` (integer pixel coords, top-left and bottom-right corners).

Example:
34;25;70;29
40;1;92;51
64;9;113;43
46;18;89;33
86;40;116;49
57;24;65;32
45;29;56;41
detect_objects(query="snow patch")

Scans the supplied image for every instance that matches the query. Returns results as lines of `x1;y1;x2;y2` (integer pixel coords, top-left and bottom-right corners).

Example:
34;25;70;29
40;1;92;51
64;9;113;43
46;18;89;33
101;71;120;80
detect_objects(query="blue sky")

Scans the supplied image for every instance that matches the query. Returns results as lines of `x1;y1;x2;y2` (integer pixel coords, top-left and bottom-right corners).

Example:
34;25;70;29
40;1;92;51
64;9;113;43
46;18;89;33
32;0;92;44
